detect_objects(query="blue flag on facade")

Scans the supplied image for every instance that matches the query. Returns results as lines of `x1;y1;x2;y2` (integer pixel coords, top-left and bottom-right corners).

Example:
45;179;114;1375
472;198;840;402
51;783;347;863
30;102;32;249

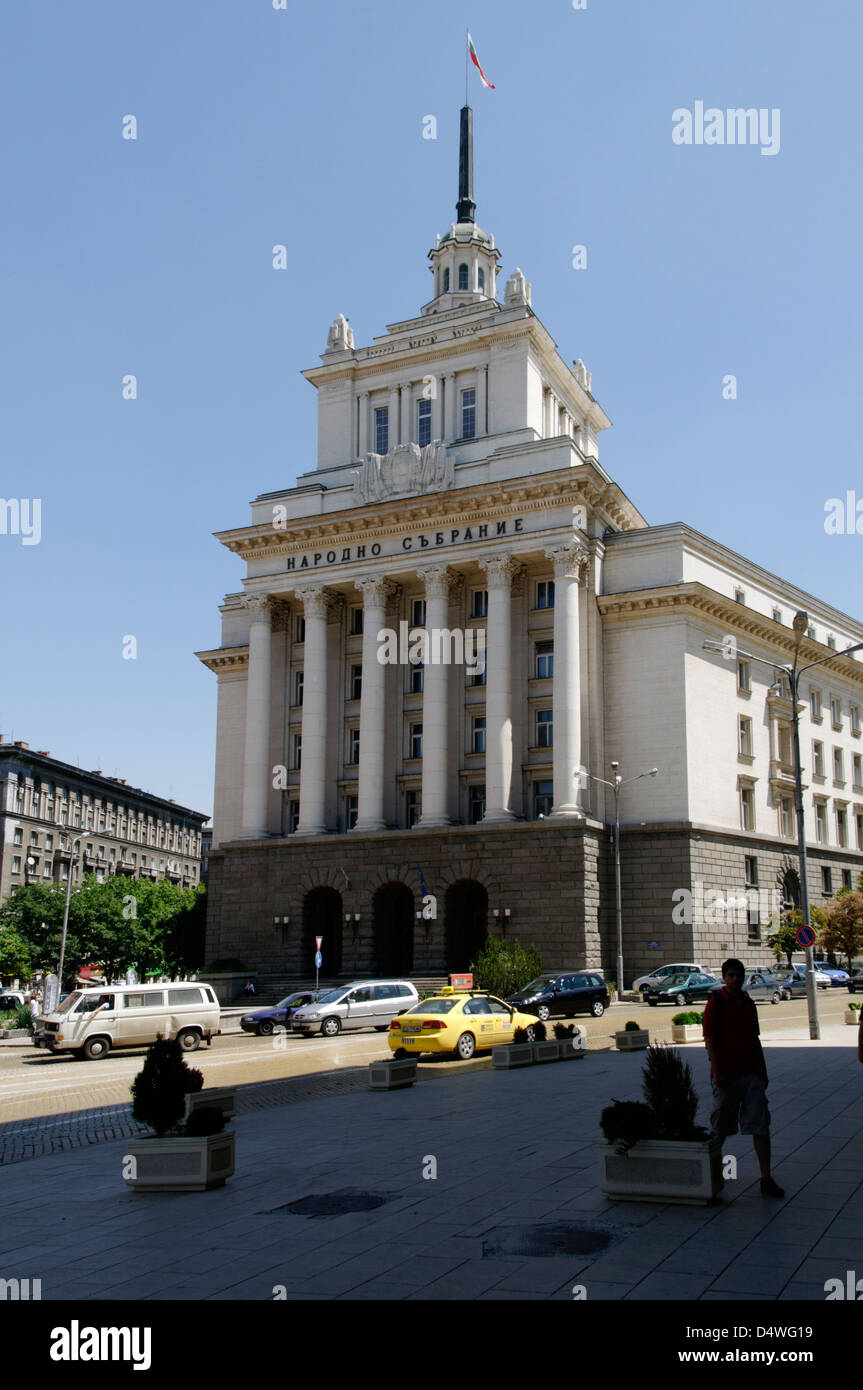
418;867;428;897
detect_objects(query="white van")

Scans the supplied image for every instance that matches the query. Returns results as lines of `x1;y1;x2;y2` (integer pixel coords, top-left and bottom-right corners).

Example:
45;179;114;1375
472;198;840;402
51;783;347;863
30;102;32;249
33;983;220;1060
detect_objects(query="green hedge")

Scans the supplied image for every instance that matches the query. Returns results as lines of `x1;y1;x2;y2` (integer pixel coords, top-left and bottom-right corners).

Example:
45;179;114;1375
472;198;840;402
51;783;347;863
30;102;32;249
671;1011;704;1026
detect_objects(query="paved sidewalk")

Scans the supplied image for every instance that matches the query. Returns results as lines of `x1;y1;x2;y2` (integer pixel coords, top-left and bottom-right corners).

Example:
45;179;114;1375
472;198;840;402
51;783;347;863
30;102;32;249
0;1022;860;1301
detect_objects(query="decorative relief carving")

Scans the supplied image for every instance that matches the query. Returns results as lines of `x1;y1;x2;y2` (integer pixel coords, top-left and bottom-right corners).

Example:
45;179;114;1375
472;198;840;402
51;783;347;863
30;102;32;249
545;542;590;583
353;441;453;505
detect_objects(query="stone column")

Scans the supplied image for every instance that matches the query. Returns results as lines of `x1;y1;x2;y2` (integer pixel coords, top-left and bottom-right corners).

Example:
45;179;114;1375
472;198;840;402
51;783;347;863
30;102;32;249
353;576;399;832
358;391;369;456
241;595;273;839
389;384;400;449
543;388;553;438
442;373;456;442
400;382;412;445
292;585;332;835
476;364;487;438
416;566;455;827
431;374;443;440
545;543;589;817
478;555;517;821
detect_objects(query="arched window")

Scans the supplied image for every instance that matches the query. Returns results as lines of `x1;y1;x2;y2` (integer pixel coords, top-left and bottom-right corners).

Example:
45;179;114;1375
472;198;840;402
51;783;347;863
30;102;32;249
443;267;450;292
477;267;485;292
458;263;469;290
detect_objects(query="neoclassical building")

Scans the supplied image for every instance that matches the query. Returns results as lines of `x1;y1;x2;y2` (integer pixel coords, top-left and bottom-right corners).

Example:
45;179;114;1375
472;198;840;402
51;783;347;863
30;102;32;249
198;108;863;984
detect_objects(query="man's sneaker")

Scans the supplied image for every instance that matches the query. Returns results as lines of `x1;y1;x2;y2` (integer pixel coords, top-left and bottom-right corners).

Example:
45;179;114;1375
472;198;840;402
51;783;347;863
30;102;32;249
760;1176;785;1198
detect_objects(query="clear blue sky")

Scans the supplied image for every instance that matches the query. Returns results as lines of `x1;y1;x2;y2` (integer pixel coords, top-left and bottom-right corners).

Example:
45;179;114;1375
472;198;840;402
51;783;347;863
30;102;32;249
2;0;860;818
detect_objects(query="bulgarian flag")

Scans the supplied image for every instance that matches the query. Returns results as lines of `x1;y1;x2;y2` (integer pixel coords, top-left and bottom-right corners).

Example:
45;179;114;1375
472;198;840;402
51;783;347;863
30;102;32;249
468;32;495;89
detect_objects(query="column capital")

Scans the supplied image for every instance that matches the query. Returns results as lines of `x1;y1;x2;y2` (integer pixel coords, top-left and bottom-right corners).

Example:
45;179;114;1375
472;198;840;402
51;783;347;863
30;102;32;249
416;565;457;599
241;594;274;621
355;576;401;608
545;542;590;583
477;553;519;590
291;584;336;621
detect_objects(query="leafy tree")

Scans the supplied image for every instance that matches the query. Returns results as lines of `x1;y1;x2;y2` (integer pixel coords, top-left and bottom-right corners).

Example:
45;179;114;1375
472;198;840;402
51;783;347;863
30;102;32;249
130;1038;203;1137
820;892;863;971
470;936;542;997
0;924;33;981
767;905;827;968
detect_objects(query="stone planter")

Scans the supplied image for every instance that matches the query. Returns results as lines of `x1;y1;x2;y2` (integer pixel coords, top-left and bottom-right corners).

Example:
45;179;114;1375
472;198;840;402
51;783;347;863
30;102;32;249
557;1033;586;1060
492;1043;534;1068
368;1058;418;1090
615;1029;649;1051
844;1009;862;1026
185;1086;236;1122
0;1028;29;1040
671;1024;703;1045
597;1136;724;1205
532;1039;561;1063
124;1131;235;1192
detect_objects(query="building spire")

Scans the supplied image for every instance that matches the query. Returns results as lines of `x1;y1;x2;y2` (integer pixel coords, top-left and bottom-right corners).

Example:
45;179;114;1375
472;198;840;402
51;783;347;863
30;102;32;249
456;105;476;225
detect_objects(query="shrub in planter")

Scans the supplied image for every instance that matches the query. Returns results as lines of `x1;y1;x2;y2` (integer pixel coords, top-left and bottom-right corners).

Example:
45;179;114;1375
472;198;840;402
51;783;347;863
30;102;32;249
553;1023;575;1039
531;1020;547;1041
642;1044;709;1141
848;1002;862;1012
184;1106;226;1137
513;1026;529;1043
600;1099;655;1148
130;1037;204;1137
624;1020;642;1032
671;1011;704;1027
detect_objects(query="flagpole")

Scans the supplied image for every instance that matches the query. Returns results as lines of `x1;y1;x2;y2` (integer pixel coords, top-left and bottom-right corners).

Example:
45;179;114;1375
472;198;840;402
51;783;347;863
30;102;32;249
465;27;469;106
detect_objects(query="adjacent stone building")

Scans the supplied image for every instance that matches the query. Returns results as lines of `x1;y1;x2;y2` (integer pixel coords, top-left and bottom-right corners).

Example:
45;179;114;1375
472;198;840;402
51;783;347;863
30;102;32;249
198;108;863;985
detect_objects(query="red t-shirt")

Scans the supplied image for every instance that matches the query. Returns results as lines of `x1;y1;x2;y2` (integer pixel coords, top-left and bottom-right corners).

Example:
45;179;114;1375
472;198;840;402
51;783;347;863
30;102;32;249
702;987;762;1078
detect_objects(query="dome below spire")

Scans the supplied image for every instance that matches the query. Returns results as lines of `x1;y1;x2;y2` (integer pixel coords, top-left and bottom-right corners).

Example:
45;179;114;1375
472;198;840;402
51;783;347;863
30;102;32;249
422;106;501;316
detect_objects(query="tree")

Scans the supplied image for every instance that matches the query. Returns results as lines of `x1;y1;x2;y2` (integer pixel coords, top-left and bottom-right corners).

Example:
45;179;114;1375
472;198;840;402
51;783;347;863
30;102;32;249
820;892;863;972
767;905;827;968
470;937;543;997
0;924;32;981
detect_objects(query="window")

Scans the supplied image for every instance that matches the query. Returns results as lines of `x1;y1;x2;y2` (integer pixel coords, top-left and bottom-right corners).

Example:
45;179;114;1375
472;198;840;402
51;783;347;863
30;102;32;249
411;598;426;627
350;606;364;636
744;855;759;888
853;754;862;788
410;662;424;693
821;866;833;896
350;665;362;701
740;785;755;831
807;625;816;640
410;724;423;760
288;800;300;834
461;388;476;439
294;671;304;707
12;857;21;875
375;406;389;455
296;616;306;643
45;834;53;850
536;580;555;610
469;660;486;687
828;635;837;651
471;590;488;618
738;716;753;758
469;784;486;825
536;709;554;748
779;797;795;838
43;863;51;878
443;267;450;292
417;398;431;448
97;846;105;860
13;828;22;846
126;991;165;1009
534;780;554;819
477;267;485;293
772;607;783;624
833;748;845;782
349;728;360;764
535;642;554;679
458;262;469;290
837;805;848;847
734;588;746;604
811;689;823;721
406;790;421;828
472;716;486;754
831;697;842;729
345;796;358;832
815;801;827;843
737;659;751;693
778;723;792;765
293;734;302;771
29;830;38;845
851;705;861;737
813;741;825;778
857;812;863;852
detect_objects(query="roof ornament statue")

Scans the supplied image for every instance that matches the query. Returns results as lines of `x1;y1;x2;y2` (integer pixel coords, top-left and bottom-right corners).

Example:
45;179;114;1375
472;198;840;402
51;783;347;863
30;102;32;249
504;268;531;306
325;314;354;353
573;358;592;391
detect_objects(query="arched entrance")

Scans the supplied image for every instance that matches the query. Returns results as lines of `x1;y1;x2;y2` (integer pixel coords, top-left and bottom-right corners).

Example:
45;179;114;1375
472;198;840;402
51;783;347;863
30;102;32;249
445;880;488;973
302;887;343;976
782;869;801;910
372;882;414;976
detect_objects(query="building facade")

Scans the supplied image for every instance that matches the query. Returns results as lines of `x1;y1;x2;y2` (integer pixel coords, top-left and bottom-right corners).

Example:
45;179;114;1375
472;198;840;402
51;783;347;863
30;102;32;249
0;739;208;903
199;109;863;984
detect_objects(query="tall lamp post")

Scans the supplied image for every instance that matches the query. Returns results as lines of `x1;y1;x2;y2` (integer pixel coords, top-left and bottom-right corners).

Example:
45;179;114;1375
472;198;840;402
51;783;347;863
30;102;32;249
705;614;863;1041
582;763;660;995
57;828;86;992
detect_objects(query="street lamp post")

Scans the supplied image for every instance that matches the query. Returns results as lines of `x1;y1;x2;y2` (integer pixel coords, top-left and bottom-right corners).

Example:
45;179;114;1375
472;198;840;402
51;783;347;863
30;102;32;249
704;616;863;1041
57;828;84;992
582;763;659;995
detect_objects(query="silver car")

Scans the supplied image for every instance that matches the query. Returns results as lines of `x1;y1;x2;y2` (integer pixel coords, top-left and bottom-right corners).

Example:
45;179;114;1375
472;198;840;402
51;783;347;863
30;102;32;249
291;980;419;1037
743;970;791;1004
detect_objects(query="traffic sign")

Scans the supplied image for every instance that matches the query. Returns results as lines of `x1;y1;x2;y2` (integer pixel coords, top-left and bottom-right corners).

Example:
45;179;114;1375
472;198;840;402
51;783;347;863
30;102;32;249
796;924;816;948
315;952;322;969
315;936;323;950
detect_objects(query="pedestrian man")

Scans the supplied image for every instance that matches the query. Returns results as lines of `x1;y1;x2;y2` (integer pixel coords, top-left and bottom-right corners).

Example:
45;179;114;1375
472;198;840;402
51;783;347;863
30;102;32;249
702;957;784;1198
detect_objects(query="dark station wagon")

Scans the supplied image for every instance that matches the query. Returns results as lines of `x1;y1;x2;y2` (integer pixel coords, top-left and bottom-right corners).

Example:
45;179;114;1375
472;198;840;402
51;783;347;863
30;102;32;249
505;971;610;1020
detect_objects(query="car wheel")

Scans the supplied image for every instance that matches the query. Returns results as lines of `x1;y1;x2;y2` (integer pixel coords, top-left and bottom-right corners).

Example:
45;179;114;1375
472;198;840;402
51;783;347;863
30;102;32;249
393;1048;408;1060
537;1005;551;1022
675;994;687;1007
177;1029;201;1052
257;1020;274;1036
771;991;781;1004
81;1036;110;1061
321;1017;341;1037
591;999;605;1017
648;999;658;1007
782;990;791;1001
373;1025;389;1032
455;1031;476;1061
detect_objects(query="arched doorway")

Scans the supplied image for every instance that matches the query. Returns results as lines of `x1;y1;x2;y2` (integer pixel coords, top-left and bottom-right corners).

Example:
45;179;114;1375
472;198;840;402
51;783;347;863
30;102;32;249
372;882;414;976
782;869;801;911
302;887;343;976
445;880;488;973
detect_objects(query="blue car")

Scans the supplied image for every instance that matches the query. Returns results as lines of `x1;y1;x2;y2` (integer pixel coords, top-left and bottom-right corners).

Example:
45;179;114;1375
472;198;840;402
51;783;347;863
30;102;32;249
241;991;322;1036
813;962;850;987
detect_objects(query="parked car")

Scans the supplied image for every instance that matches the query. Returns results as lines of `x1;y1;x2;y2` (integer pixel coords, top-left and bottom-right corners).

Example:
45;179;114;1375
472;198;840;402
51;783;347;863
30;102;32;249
813;962;850;987
633;963;704;995
0;991;26;1008
240;991;323;1036
645;971;722;1006
742;970;791;1004
389;989;543;1060
33;982;221;1059
780;967;831;997
847;970;863;994
290;981;418;1037
505;971;610;1019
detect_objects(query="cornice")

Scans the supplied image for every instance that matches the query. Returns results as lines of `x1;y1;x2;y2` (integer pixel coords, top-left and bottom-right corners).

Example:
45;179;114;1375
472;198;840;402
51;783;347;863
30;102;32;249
195;646;249;674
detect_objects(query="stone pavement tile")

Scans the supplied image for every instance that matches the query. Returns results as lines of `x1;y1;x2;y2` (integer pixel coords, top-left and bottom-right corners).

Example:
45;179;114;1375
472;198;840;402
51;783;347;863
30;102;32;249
550;1279;634;1300
623;1271;716;1299
706;1264;796;1296
482;1290;548;1300
777;1282;830;1301
786;1256;858;1285
488;1256;597;1294
700;1291;776;1301
731;1243;811;1268
405;1258;528;1300
572;1256;658;1283
310;1251;463;1297
387;1253;473;1286
656;1250;740;1276
786;1188;859;1211
809;1236;863;1261
43;1281;121;1302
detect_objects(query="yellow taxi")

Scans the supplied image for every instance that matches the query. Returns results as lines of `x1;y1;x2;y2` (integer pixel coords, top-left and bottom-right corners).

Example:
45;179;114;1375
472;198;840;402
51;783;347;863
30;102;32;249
388;987;543;1061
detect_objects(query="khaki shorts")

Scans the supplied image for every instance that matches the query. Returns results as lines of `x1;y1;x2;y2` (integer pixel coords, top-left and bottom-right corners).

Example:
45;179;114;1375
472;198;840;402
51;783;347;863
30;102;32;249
710;1073;770;1138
